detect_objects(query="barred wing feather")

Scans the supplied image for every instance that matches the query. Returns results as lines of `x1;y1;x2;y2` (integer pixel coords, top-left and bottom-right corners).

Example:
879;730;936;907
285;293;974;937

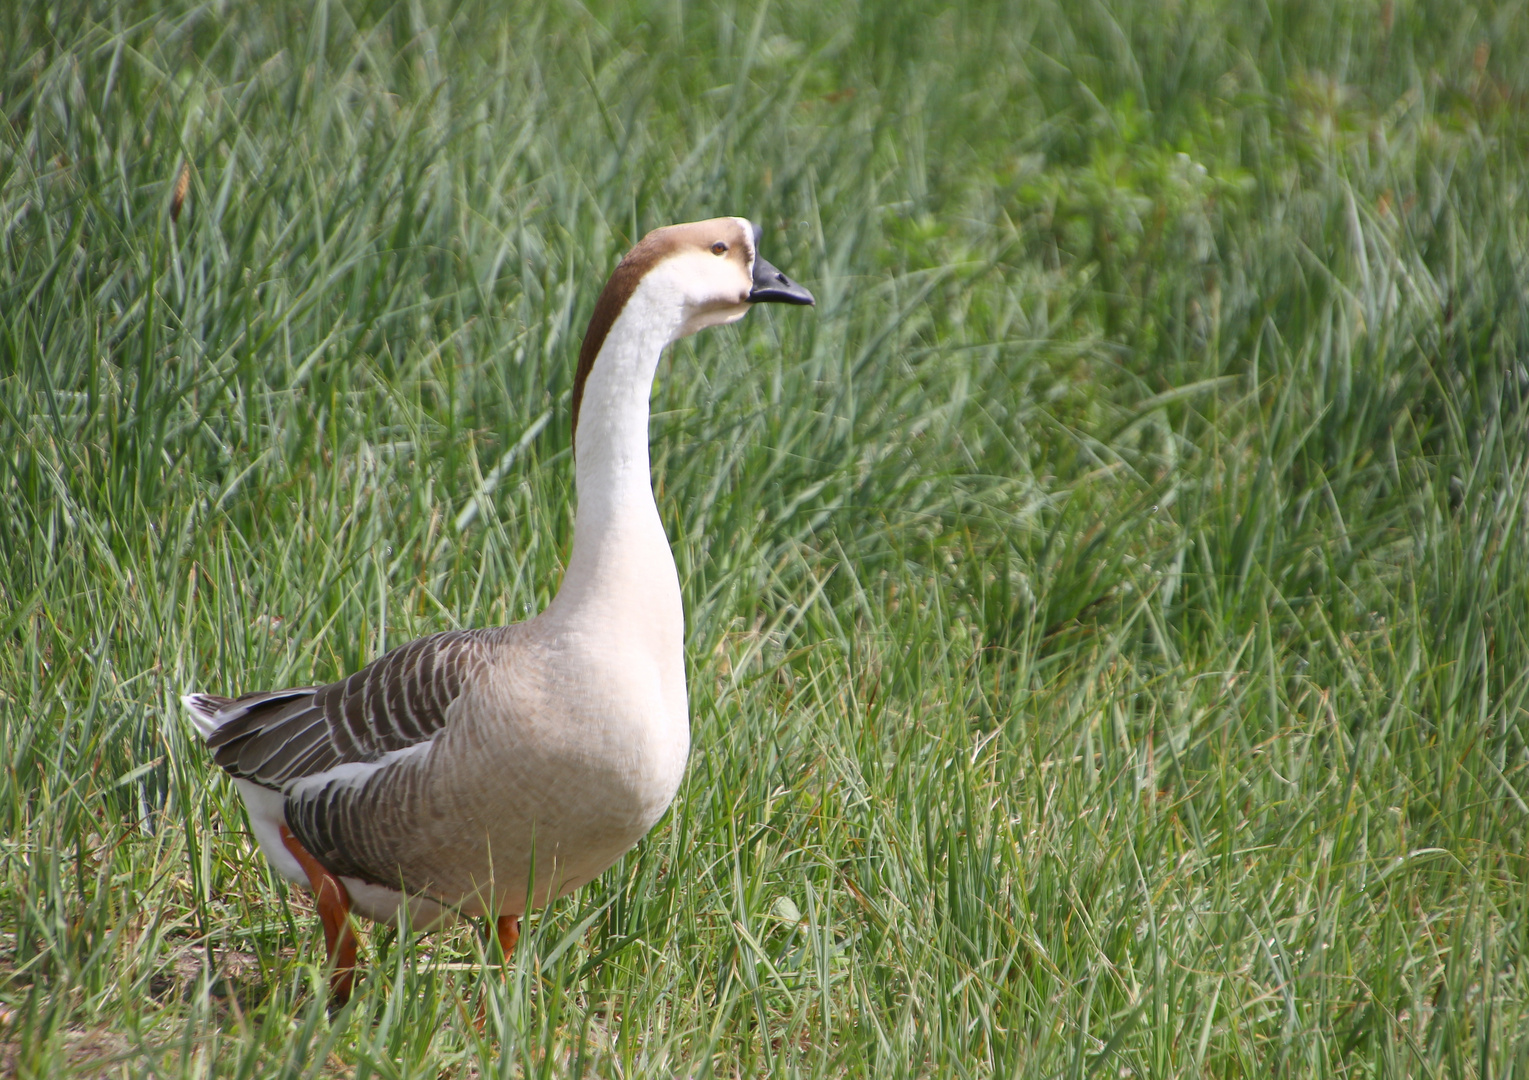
185;629;500;890
191;629;494;790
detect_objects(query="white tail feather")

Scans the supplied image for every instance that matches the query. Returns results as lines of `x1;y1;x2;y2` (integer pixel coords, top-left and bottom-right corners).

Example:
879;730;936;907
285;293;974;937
181;693;226;740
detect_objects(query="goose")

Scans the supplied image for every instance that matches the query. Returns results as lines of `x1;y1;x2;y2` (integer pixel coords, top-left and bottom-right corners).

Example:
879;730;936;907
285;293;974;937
184;218;814;1004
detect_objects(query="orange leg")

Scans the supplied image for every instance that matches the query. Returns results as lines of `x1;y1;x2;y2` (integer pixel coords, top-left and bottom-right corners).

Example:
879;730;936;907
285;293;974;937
494;915;520;958
279;824;359;1006
473;915;522;1031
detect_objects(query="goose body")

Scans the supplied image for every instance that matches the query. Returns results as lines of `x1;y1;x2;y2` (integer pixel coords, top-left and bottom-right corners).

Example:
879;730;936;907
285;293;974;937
184;218;813;994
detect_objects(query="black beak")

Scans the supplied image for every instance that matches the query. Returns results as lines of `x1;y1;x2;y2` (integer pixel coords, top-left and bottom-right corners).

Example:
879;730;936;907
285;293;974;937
749;254;815;306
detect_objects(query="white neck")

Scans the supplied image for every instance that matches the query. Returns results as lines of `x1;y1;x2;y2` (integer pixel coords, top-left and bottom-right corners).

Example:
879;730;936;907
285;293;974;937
555;276;689;623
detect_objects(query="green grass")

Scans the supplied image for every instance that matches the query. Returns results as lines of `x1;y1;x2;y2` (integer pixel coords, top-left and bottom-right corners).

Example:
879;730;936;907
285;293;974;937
3;0;1529;1074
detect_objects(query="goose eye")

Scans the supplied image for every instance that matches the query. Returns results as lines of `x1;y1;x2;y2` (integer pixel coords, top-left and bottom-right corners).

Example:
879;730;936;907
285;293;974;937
711;241;728;255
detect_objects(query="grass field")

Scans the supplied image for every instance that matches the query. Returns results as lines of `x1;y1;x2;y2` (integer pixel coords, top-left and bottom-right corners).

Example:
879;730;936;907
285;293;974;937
4;0;1529;1075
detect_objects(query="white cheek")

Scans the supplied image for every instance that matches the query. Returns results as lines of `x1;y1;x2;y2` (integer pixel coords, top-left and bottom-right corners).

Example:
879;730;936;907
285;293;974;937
648;252;755;340
677;303;750;339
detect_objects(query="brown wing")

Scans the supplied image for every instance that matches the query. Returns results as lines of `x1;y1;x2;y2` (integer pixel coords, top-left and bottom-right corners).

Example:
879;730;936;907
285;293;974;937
194;629;497;789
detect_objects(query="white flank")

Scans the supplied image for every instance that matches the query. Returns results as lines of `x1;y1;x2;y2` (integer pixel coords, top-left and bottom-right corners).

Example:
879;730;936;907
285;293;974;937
285;738;437;801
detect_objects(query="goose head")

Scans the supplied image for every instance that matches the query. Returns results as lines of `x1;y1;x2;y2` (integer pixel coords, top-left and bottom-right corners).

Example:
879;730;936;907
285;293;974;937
572;217;814;446
628;216;815;339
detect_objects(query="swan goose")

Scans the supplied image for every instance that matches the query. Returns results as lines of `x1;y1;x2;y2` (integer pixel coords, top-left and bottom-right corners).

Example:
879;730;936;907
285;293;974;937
184;218;814;1003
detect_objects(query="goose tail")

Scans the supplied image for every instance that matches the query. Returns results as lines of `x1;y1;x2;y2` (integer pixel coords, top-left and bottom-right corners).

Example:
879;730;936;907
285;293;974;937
182;693;235;740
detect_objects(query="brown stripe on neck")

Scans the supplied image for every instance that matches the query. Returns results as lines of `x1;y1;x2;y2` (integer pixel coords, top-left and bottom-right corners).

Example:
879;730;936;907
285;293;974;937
571;231;674;452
